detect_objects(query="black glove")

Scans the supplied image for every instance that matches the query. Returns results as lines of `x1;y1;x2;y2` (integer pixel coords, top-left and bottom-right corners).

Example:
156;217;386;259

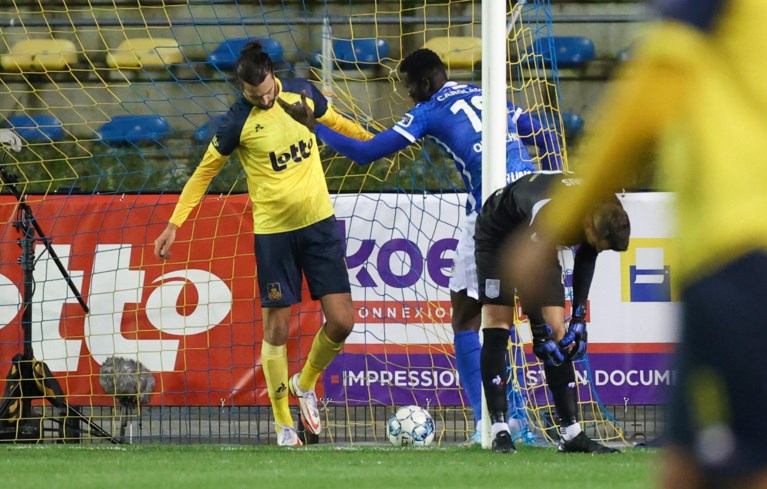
560;304;588;360
531;323;564;366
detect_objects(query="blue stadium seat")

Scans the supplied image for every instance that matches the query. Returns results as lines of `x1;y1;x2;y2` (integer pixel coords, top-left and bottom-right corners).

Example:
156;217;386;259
98;115;172;145
9;114;64;143
332;38;389;68
531;36;596;68
195;114;226;144
207;37;284;71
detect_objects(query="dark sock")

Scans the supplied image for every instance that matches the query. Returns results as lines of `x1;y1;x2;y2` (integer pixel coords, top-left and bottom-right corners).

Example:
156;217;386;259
481;328;510;424
544;362;578;427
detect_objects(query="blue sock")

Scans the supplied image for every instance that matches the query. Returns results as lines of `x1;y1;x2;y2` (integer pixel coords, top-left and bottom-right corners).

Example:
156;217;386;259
454;330;483;426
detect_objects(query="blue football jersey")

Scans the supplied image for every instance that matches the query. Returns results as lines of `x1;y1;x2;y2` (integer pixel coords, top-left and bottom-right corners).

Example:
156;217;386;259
392;81;538;214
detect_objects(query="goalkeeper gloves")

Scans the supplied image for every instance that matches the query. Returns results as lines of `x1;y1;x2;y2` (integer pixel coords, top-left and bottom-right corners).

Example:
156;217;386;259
560;304;588;360
531;323;564;366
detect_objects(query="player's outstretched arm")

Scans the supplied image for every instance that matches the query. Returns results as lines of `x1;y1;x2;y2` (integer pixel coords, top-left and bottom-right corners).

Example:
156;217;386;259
279;88;373;140
318;106;375;141
315;125;410;165
155;146;228;261
279;90;410;165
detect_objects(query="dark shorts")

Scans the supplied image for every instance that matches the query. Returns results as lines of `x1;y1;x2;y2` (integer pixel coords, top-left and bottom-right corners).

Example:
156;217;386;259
669;251;767;482
475;233;564;310
254;215;351;307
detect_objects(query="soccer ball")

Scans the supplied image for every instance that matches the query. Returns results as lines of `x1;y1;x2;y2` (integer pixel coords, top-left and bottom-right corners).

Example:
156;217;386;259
386;405;435;447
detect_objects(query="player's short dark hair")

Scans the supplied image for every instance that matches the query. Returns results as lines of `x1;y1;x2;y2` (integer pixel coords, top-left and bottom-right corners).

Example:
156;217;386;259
399;48;445;81
236;40;274;86
592;200;631;252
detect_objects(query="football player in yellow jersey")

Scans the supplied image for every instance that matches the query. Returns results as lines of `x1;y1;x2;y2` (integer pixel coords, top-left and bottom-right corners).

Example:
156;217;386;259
153;41;373;447
505;0;767;487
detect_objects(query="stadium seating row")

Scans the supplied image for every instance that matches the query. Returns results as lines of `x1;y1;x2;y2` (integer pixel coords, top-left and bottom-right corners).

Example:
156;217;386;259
1;36;595;145
1;35;596;72
0;36;387;72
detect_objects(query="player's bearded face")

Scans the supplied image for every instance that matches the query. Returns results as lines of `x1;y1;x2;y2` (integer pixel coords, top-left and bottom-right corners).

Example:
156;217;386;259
242;74;278;109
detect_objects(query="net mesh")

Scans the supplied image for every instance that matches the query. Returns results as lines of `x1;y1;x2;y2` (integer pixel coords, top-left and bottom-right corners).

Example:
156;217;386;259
0;0;622;445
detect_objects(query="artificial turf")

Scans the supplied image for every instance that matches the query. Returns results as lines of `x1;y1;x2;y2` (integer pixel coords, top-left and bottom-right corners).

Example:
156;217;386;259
0;444;657;489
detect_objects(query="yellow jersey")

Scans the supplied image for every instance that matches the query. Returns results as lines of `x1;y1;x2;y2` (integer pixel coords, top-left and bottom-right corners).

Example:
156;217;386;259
539;0;767;283
170;77;372;233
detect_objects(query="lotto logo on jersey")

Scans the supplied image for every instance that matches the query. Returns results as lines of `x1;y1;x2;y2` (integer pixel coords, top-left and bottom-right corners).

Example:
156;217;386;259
620;238;678;302
268;138;313;171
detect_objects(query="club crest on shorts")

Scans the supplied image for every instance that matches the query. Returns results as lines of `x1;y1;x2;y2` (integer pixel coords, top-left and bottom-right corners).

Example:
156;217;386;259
267;282;282;301
485;279;500;299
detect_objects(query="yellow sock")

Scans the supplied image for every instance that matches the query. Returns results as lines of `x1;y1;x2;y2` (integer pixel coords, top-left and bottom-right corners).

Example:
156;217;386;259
261;341;292;428
298;326;344;392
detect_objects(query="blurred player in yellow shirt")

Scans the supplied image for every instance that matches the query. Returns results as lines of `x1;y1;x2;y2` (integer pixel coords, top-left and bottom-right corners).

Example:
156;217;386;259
154;41;372;447
507;0;767;487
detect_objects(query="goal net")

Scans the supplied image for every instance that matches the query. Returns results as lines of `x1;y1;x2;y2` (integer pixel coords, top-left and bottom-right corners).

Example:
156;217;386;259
0;0;623;445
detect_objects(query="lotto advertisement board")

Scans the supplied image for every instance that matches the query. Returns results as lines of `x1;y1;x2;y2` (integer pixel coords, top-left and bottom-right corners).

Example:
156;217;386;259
0;192;678;407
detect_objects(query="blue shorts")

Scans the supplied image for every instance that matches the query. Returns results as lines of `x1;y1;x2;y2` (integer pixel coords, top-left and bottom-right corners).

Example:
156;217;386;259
670;251;767;482
254;215;351;307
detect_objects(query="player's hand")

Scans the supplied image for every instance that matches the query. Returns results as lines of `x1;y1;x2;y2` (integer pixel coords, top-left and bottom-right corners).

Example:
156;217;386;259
277;90;317;131
560;305;588;360
531;323;565;366
0;129;22;153
154;223;178;260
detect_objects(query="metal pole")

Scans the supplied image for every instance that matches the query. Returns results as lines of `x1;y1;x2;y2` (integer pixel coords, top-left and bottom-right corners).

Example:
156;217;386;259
321;15;333;103
480;0;509;450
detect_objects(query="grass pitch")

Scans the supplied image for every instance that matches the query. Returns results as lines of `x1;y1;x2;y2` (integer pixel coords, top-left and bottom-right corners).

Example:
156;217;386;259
0;444;656;489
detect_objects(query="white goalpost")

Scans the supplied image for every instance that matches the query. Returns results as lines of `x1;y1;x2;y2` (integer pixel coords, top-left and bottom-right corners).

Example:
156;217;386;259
480;0;510;449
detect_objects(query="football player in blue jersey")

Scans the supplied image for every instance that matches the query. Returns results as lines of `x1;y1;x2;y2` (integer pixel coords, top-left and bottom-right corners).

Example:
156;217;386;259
279;48;562;446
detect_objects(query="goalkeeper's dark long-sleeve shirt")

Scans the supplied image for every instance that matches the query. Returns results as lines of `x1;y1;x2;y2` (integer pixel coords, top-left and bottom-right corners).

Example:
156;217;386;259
475;172;601;315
